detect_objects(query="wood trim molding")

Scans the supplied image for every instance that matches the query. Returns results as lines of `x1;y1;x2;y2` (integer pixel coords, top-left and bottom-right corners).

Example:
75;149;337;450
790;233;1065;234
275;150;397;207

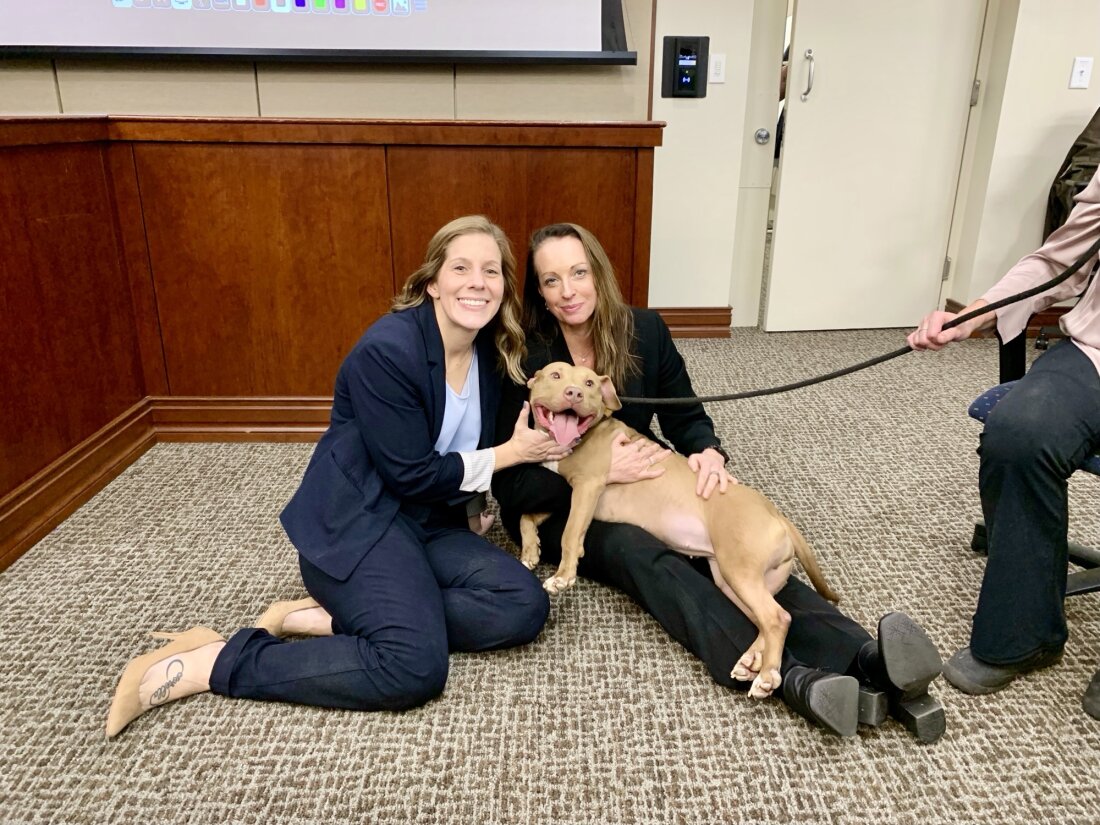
944;299;1068;337
655;307;732;338
0;401;155;572
151;397;332;442
0;397;332;571
106;117;665;147
0;118;109;148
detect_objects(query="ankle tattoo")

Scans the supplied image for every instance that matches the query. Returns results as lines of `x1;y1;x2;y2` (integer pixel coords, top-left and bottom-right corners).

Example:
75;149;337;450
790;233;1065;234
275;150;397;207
150;659;185;705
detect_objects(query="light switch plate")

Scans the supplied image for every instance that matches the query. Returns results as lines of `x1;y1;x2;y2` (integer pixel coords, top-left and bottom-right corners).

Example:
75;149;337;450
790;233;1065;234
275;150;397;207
710;53;726;84
1071;56;1093;89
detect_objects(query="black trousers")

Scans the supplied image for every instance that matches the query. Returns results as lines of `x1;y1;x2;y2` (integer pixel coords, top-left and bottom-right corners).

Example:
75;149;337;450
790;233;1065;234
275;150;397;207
972;340;1100;664
502;510;873;690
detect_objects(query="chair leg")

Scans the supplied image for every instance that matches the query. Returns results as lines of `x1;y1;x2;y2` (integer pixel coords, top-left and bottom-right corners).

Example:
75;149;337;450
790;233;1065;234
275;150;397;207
1068;539;1100;570
1067;568;1100;597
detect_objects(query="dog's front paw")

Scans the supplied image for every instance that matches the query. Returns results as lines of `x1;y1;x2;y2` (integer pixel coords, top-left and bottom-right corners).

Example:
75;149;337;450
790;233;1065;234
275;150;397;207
748;670;782;699
543;574;576;594
731;649;762;682
520;547;540;570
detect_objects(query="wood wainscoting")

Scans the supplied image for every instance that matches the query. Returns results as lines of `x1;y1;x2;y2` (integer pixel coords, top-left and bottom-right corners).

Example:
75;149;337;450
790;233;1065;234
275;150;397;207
0;115;682;571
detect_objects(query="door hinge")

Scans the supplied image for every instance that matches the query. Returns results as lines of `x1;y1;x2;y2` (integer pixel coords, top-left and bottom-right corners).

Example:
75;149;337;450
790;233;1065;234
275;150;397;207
942;256;952;281
970;79;981;106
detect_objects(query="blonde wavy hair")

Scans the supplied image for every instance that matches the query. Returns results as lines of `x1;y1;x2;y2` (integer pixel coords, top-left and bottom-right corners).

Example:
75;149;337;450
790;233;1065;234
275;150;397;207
523;223;639;390
392;215;526;384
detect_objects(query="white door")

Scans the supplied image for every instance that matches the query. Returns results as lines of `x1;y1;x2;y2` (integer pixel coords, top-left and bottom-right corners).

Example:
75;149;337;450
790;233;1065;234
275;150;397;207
763;0;986;330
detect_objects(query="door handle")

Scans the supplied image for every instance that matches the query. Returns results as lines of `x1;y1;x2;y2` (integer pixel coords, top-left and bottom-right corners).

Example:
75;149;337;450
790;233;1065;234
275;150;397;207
800;48;815;101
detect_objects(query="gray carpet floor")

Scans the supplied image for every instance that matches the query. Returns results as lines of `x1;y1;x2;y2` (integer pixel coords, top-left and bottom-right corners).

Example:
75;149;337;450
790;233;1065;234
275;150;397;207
2;329;1098;824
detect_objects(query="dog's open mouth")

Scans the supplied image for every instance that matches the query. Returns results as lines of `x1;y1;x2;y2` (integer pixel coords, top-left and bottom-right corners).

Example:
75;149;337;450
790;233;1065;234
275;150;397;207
533;405;596;447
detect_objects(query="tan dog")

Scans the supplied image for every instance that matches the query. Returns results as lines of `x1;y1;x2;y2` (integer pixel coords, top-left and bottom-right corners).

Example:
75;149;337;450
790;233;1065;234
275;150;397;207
519;362;839;699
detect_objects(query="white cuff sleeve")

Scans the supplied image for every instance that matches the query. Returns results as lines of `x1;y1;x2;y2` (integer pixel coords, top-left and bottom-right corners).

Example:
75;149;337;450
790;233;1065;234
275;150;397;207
458;448;497;492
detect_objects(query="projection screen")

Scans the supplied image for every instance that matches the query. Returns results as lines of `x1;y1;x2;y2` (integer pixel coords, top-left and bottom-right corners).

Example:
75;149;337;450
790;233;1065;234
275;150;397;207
0;0;634;65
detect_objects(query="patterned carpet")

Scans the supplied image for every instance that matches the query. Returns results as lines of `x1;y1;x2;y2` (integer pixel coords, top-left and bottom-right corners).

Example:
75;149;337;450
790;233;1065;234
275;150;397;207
1;329;1098;824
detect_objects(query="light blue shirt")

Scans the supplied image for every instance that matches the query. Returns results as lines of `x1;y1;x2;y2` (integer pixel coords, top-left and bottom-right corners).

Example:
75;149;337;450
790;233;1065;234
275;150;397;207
435;349;482;456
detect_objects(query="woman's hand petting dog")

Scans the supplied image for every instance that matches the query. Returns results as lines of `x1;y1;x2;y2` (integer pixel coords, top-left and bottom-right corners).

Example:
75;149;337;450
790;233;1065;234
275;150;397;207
688;447;738;500
606;432;670;485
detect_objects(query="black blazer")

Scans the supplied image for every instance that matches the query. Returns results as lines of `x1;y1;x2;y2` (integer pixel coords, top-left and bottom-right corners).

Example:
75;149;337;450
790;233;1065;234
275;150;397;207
492;307;725;520
281;300;501;581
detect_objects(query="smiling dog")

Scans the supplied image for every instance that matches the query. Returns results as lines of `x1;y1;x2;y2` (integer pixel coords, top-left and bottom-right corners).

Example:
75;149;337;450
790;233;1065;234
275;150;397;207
519;361;839;699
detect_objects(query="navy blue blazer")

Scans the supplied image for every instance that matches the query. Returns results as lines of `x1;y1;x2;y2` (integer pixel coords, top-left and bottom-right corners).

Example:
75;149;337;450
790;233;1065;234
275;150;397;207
280;300;502;581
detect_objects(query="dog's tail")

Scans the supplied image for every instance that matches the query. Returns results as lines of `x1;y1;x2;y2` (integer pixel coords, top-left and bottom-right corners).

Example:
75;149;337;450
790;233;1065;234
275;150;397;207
782;517;840;603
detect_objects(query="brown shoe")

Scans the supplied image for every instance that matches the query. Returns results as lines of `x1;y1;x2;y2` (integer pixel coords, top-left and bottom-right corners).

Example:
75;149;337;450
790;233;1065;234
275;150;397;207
255;596;327;636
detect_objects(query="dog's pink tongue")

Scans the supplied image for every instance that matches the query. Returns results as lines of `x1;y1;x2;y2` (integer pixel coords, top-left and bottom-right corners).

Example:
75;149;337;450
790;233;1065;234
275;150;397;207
549;413;580;446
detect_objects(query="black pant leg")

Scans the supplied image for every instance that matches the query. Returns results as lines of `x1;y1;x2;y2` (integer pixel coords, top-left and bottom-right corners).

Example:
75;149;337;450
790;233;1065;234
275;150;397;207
972;340;1100;663
506;510;804;688
774;577;872;674
504;508;874;680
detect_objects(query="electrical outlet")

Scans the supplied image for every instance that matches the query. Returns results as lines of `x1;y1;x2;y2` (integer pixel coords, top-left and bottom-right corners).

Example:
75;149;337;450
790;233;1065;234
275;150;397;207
1071;56;1093;89
710;53;726;84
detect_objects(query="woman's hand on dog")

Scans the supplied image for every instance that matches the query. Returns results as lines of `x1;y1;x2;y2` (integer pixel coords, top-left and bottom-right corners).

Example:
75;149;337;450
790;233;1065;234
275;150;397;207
497;402;574;468
606;433;670;484
689;448;738;499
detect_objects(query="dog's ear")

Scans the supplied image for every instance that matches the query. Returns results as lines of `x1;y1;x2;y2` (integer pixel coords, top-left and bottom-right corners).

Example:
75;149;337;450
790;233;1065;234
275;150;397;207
599;375;622;411
526;369;542;389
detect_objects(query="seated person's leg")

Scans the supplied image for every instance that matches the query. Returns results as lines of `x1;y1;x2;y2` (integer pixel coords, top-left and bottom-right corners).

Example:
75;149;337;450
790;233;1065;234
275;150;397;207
948;340;1100;693
977;341;1100;657
212;516;450;712
423;527;550;652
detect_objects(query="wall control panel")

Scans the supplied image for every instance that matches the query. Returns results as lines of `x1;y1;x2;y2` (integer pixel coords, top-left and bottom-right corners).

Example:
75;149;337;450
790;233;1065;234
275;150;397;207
662;35;709;98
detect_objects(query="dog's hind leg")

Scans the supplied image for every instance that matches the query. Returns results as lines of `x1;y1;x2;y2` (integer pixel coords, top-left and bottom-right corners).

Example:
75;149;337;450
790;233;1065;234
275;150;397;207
709;556;792;699
519;513;551;570
707;559;766;683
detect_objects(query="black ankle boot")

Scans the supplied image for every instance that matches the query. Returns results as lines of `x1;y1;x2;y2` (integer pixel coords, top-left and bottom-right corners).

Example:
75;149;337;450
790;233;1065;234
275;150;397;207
857;613;946;744
781;666;859;737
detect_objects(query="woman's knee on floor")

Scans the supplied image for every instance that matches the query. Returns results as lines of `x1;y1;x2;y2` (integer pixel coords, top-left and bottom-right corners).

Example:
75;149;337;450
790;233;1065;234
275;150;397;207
499;573;551;646
354;634;449;711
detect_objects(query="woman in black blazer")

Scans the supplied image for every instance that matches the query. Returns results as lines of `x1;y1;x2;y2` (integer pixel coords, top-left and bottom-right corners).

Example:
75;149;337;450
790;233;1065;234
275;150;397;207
107;216;569;737
492;222;947;742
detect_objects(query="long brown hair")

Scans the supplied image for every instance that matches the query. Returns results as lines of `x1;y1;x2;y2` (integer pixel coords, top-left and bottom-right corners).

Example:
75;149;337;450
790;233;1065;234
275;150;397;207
392;215;526;384
524;223;638;390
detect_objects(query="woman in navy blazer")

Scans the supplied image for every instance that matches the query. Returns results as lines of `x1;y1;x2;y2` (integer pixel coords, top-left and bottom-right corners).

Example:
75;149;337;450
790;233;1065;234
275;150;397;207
107;216;569;737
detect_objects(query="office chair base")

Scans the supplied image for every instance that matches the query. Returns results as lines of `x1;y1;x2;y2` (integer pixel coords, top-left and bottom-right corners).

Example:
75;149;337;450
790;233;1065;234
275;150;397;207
971;521;1100;595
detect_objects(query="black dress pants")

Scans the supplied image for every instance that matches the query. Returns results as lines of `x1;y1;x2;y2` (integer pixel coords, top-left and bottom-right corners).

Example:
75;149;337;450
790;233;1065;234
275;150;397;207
502;510;872;689
971;339;1100;664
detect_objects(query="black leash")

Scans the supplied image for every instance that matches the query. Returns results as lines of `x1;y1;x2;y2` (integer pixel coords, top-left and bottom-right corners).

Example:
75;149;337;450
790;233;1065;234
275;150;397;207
619;235;1100;406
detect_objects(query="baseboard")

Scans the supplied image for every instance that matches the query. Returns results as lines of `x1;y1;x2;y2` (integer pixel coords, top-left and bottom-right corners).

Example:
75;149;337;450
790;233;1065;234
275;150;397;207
654;307;731;338
150;397;331;442
944;299;1068;337
0;401;156;572
0;396;334;571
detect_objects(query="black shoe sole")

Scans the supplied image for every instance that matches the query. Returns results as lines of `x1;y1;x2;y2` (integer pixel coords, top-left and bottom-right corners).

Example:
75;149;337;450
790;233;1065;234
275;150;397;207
879;612;943;701
806;674;860;738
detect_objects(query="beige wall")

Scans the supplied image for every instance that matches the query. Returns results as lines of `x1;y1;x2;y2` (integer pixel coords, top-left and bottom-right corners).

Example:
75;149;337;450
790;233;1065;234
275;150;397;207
648;0;756;310
0;0;652;120
7;0;1100;318
951;0;1100;304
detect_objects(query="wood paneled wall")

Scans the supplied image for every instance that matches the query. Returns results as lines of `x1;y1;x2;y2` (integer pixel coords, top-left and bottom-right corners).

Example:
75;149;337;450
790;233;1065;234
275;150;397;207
0;116;663;569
